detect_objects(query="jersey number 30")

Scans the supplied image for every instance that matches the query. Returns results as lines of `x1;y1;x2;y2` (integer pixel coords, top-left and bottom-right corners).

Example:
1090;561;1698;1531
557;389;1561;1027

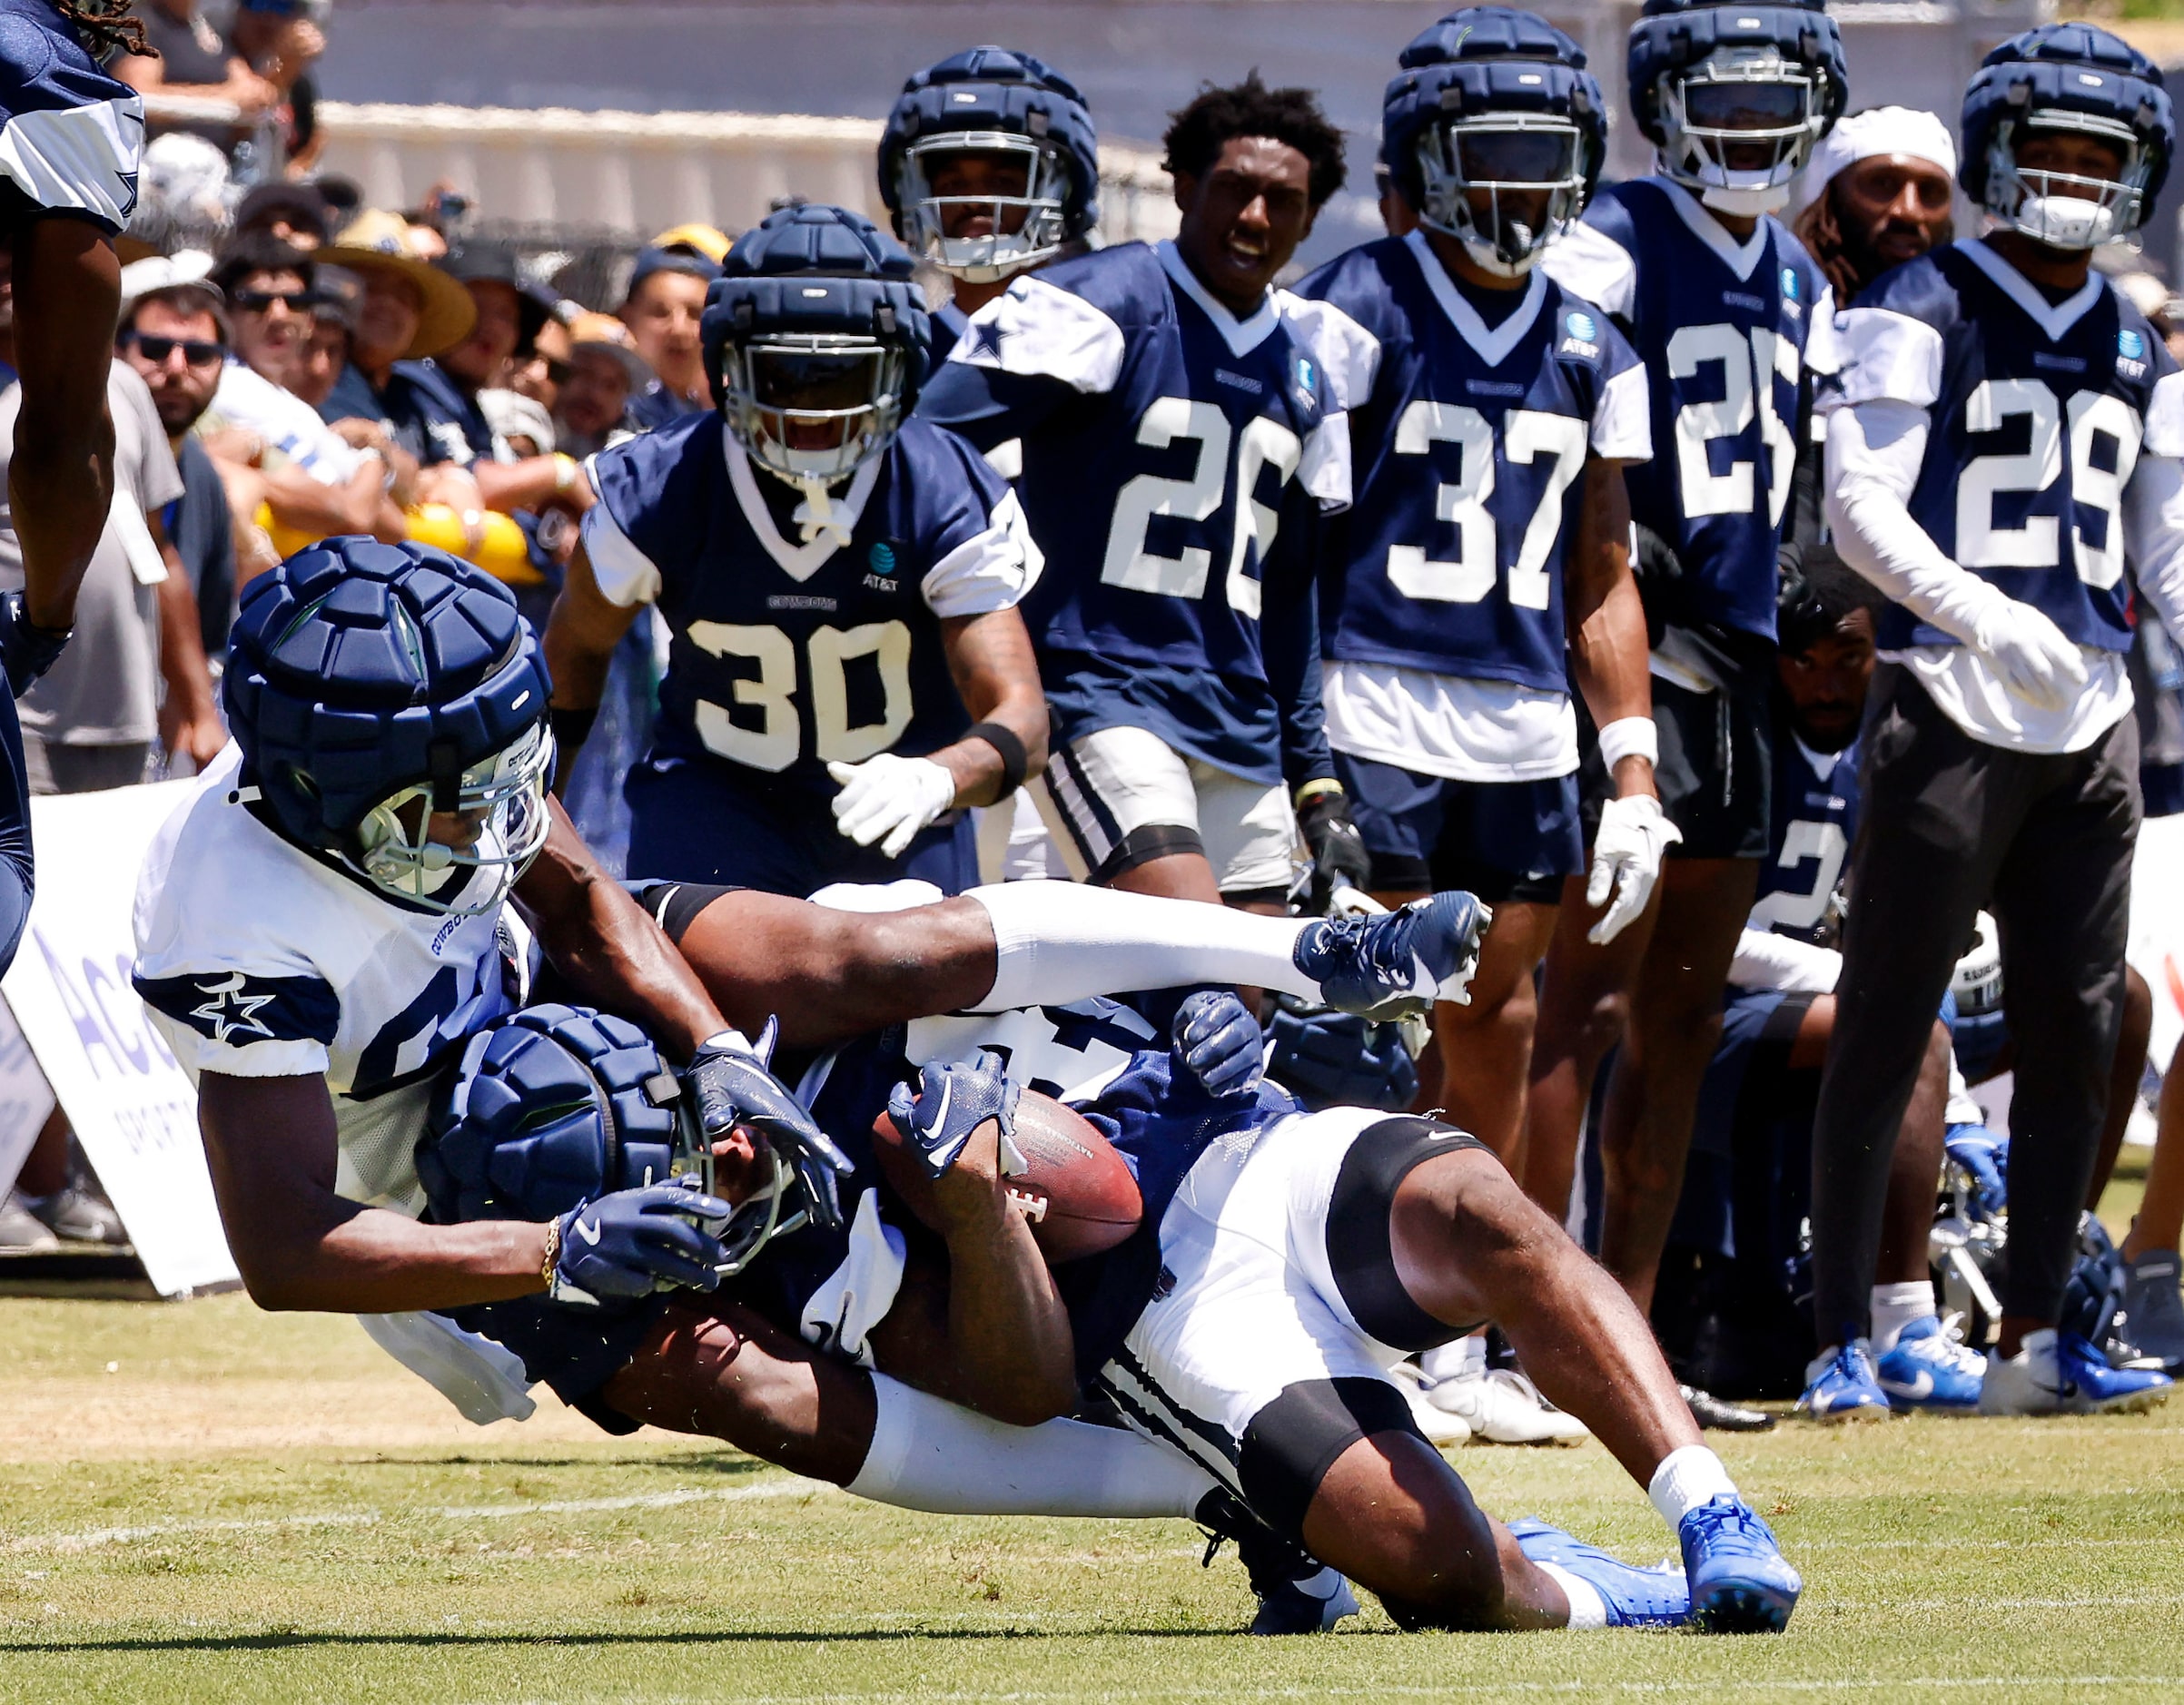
685;619;913;772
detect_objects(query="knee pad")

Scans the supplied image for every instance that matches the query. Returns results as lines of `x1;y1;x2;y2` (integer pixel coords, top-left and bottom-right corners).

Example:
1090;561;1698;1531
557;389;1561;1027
1238;1375;1423;1544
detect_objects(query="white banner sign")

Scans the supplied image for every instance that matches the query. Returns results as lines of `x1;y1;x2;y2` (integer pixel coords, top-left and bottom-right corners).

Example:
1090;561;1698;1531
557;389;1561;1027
1;778;237;1295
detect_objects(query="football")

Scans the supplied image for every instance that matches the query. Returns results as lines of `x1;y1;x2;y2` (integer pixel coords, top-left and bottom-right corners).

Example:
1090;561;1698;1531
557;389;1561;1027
870;1088;1143;1263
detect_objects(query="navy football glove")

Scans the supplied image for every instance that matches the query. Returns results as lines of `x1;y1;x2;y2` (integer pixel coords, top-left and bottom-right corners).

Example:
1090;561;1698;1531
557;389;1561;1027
1944;1123;2008;1222
687;1029;854;1230
0;591;69;696
1171;989;1265;1099
1267;1002;1418;1112
548;1179;733;1308
886;1050;1023;1180
1296;784;1371;912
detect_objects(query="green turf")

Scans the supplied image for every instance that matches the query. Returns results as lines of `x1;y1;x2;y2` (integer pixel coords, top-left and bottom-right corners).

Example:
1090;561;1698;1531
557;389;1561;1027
2;1276;2181;1702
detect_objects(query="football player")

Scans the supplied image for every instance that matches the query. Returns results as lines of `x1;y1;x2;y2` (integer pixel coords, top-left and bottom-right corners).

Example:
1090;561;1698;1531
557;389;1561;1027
877;45;1101;361
1813;22;2183;1415
0;1;152;973
1523;0;1843;1336
917;75;1370;919
542;204;1047;898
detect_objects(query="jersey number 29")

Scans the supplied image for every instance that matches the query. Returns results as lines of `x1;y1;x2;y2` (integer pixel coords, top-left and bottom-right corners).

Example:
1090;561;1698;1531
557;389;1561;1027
1954;379;2141;589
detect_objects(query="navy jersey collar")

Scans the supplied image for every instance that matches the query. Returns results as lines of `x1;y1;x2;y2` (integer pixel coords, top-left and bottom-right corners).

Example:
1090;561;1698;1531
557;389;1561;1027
1652;177;1772;283
1157;240;1282;359
1402;230;1547;368
722;433;884;581
1958;239;2105;344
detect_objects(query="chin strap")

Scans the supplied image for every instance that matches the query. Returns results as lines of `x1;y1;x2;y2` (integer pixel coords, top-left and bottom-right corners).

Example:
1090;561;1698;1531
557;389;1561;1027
792;476;856;548
1698;181;1792;216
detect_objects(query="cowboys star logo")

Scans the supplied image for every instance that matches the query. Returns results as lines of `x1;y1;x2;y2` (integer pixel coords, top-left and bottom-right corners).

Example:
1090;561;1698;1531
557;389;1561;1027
189;971;278;1045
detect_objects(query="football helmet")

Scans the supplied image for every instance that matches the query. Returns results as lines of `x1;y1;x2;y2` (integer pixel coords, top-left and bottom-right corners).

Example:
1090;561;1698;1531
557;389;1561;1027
223;537;553;918
879;45;1100;282
1961;24;2173;251
1381;7;1607;276
1627;0;1846;215
703;203;932;508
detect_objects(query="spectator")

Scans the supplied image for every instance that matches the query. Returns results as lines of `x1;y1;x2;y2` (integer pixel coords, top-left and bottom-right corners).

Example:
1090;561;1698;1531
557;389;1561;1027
200;235;407;545
509;310;574;415
618;244;714;429
233;180;330;252
115;0;279;138
479;389;555;460
557;310;647;457
313;208;477;461
116;254;239;656
292;263;358;411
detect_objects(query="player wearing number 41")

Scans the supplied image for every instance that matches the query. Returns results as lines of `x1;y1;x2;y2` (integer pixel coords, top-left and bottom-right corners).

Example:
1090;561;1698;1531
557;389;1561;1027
917;77;1370;918
1811;21;2184;1418
1281;10;1665;1190
541;203;1048;899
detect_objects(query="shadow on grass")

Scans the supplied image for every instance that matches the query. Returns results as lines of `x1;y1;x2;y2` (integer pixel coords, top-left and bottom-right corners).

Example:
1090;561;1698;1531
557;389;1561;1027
330;1452;771;1477
0;1624;1291;1653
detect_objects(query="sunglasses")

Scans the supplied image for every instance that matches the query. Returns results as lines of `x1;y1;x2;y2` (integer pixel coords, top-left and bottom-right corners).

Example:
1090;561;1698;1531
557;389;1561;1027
124;331;227;367
232;288;318;314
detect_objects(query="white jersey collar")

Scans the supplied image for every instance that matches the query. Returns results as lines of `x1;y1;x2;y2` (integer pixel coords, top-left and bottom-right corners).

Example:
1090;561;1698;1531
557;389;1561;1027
1958;238;2105;344
1654;175;1771;282
723;433;884;581
1158;240;1282;359
1402;230;1547;369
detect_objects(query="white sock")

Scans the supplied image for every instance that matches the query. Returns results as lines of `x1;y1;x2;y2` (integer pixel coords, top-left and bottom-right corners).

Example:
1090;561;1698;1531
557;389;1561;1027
967;882;1315;1012
845;1373;1219;1517
1870;1280;1936;1352
1536;1562;1606;1630
1646;1444;1739;1532
1419;1335;1487;1384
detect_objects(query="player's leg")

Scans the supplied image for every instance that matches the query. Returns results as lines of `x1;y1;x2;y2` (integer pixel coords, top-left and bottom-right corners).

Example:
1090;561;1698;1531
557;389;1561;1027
1596;853;1758;1312
1043;724;1226;903
2120;1057;2184;1370
2085;964;2153;1210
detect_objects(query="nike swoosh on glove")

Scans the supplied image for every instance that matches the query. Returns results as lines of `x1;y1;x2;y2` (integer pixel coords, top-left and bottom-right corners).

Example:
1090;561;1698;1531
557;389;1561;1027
828;753;958;859
885;1050;1025;1180
1171;989;1265;1099
1968;596;2089;714
686;1032;853;1231
1586;793;1682;945
549;1179;734;1308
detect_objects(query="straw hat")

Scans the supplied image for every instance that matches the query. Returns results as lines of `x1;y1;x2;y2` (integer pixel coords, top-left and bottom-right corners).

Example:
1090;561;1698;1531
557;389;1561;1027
318;208;477;358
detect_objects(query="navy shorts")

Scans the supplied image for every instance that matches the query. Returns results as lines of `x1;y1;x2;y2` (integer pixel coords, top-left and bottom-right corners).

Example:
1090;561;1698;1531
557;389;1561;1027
1332;750;1581;905
625;750;976;898
449;1294;670;1435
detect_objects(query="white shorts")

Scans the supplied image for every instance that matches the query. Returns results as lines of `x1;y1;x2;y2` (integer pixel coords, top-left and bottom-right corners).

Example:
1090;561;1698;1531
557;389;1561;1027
1098;1106;1487;1532
1032;723;1303;895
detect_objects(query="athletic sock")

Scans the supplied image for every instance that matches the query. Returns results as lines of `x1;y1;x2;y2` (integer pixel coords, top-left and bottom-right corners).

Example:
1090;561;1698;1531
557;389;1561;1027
1646;1444;1739;1532
966;882;1314;1012
1870;1281;1937;1353
1536;1562;1607;1630
845;1373;1219;1517
1419;1334;1487;1385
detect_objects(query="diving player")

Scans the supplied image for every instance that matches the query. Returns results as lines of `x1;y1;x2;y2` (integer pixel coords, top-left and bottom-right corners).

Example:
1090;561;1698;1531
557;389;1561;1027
1813;22;2183;1416
0;1;151;973
877;45;1101;361
1285;8;1664;1180
1525;0;1843;1331
542;203;1047;899
916;75;1371;917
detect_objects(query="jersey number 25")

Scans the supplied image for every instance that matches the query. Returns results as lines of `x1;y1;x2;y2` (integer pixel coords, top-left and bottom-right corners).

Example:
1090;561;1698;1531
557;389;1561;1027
1668;323;1798;529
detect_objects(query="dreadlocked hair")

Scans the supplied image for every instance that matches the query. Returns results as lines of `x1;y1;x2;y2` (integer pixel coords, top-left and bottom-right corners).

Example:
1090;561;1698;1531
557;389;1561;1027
52;0;150;61
1163;72;1348;208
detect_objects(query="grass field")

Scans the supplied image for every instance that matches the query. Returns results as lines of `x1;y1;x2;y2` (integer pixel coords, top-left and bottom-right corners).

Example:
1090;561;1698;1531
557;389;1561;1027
0;1168;2177;1704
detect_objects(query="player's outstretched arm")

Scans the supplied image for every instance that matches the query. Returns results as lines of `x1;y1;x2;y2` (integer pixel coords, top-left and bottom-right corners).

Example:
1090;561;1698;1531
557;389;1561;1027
936;606;1048;804
514;802;729;1059
539;543;643;789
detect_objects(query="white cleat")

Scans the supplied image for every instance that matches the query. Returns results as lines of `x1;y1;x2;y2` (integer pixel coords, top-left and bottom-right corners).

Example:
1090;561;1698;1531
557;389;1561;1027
1390;1359;1472;1447
1427;1366;1589;1445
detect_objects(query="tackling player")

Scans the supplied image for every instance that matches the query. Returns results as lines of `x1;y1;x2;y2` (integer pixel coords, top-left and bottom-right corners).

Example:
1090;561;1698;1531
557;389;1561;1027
1813;22;2183;1415
542;204;1048;898
877;45;1101;362
917;76;1371;918
1525;0;1843;1346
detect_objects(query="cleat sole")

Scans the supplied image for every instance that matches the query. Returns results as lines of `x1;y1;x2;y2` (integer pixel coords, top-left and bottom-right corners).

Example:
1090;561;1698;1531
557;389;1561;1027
1691;1581;1797;1635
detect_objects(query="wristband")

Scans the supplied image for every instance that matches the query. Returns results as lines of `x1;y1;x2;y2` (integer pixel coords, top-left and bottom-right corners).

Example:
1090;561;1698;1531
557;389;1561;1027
1596;715;1659;774
1293;777;1345;809
549;705;598;754
553;452;580;494
966;720;1028;797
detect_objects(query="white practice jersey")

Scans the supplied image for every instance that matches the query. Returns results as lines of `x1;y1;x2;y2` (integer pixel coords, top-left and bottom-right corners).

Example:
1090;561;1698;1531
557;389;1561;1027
133;745;518;1215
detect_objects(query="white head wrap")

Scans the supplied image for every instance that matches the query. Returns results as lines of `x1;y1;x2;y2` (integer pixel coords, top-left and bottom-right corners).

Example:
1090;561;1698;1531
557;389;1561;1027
1790;107;1959;214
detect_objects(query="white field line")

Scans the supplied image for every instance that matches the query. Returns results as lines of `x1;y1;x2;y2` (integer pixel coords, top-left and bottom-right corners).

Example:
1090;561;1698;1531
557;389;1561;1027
5;1478;838;1555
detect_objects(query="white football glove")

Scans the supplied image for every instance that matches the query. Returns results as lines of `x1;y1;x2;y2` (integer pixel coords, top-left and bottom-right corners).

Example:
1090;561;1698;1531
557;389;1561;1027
827;754;957;859
1968;595;2088;714
1586;793;1681;946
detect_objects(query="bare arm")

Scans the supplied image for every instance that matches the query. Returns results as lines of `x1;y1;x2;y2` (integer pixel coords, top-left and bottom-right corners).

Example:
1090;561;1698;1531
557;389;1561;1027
113;47;278;116
246;455;404;545
510;803;726;1059
1564;456;1656;801
539;543;643;786
197;1069;548;1313
931;606;1048;806
151;512;223;767
471;455;593;518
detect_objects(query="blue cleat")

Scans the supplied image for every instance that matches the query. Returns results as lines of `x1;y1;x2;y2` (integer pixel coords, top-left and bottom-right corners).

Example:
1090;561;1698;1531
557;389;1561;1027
1875;1315;1984;1412
1797;1338;1892;1424
1509;1518;1690;1628
1294;892;1490;1020
1978;1326;2174;1415
1249;1564;1359;1635
1678;1495;1802;1633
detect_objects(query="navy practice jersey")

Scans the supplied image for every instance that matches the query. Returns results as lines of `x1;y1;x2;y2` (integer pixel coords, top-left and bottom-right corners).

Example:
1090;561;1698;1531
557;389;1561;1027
1830;241;2184;656
1745;715;1860;947
917;240;1345;786
0;0;141;235
582;411;1033;796
1288;232;1650;693
1541;177;1832;643
930;300;971;366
